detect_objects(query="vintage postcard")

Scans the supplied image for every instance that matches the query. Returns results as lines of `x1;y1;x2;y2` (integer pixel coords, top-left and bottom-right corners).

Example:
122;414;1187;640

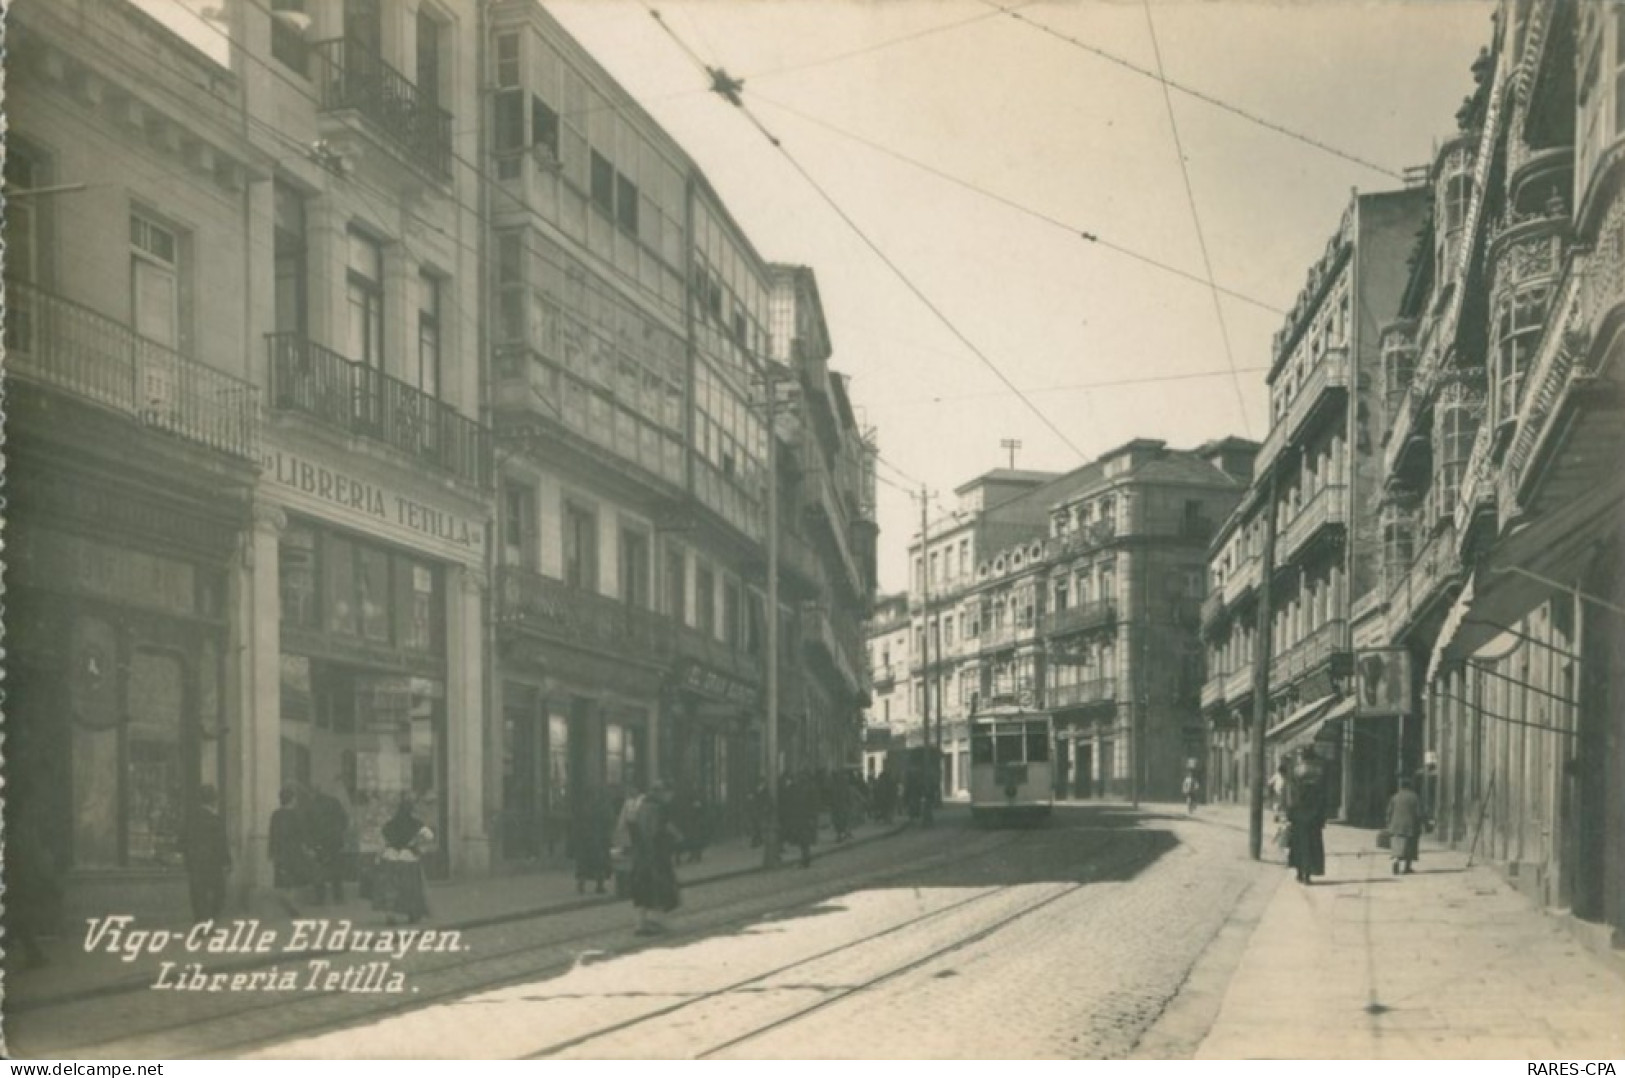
2;0;1622;1061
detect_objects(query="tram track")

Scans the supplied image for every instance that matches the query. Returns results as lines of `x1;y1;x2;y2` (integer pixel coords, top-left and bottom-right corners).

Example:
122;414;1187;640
36;823;1013;1059
527;827;1162;1060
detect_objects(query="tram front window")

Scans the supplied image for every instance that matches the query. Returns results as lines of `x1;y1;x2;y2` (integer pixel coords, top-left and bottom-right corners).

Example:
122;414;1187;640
995;728;1025;764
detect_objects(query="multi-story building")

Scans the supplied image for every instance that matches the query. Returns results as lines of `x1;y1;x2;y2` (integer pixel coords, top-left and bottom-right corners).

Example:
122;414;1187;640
863;592;914;774
1201;185;1428;820
3;0;875;918
893;440;1252;802
1371;0;1625;943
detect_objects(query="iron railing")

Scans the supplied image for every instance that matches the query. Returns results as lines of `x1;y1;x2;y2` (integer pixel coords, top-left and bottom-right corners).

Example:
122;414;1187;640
5;278;258;459
1200;675;1225;710
311;37;452;179
497;567;671;656
1268;618;1350;687
1280;485;1349;561
267;332;491;487
1043;599;1116;637
1048;678;1116;708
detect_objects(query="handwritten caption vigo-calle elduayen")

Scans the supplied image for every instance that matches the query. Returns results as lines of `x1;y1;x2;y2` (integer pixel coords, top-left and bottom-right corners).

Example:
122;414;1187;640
84;917;470;994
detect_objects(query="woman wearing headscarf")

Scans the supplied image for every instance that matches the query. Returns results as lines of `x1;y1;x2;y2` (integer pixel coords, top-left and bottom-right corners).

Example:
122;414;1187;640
374;795;433;925
630;780;683;935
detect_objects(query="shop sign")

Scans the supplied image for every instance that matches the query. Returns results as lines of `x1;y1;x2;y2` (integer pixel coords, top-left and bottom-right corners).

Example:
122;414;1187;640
18;528;198;618
263;450;484;554
676;661;758;707
1355;649;1412;717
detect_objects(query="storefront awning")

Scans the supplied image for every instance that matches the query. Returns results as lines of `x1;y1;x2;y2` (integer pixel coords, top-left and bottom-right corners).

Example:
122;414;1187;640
1265;693;1337;746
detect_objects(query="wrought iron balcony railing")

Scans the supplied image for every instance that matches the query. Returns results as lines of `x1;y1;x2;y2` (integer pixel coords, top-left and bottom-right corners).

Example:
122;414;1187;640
1223;553;1262;606
267;332;491;487
5;278;258;459
1268;618;1350;688
497;566;672;658
312;37;452;179
1043;599;1116;638
1200;674;1225;710
1225;661;1255;702
1048;678;1116;708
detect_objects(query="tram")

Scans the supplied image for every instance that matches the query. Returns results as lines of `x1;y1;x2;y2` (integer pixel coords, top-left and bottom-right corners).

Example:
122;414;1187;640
968;705;1055;824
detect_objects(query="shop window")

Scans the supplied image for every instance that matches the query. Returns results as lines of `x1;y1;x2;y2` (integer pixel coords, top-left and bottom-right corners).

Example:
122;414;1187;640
605;723;625;788
325;533;359;635
358;545;391;642
548;713;570;815
280;524;320;629
397;561;440;653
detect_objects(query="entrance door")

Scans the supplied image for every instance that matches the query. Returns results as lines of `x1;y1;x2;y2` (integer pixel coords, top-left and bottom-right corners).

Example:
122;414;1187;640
502;685;545;859
1075;743;1093;799
1056;738;1072;800
1099;740;1113;799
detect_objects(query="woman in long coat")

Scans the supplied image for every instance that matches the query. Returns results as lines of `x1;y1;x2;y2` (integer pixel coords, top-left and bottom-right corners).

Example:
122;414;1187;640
268;786;311;916
374;796;432;925
1285;748;1328;884
630;782;682;935
1385;777;1425;875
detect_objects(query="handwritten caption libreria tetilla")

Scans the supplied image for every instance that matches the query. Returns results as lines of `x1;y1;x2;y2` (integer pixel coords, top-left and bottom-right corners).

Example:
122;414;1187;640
84;917;469;994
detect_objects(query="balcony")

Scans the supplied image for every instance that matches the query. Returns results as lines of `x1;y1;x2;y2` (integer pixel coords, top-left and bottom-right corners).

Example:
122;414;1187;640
1223;554;1262;606
1200;589;1225;630
268;333;490;488
1048;518;1116;558
1280;485;1349;563
1043;599;1116;638
312;37;452;179
801;603;862;695
5;278;258;460
1200;675;1225;710
1386;519;1461;638
1225;662;1255;702
497;567;671;659
802;451;866;598
1268;619;1350;688
872;663;900;690
1049;678;1116;709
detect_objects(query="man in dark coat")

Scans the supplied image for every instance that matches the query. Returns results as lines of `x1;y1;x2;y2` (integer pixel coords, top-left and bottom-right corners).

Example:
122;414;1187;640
183;785;232;923
1286;747;1329;884
779;772;815;868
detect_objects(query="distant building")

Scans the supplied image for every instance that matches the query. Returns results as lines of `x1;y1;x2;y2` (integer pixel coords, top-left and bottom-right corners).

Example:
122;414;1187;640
872;439;1251;803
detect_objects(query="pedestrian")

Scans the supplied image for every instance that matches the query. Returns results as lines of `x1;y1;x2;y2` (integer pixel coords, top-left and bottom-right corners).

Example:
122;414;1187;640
268;786;313;916
630;780;682;935
748;779;768;848
829;771;852;841
373;795;432;925
1268;759;1290;814
877;768;898;824
570;789;614;895
306;783;349;905
780;772;815;868
1182;773;1202;815
612;784;644;899
183;785;232;923
1386;776;1424;876
1285;747;1329;885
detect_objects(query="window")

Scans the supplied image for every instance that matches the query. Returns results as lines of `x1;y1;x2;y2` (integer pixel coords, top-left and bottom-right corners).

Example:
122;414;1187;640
621;529;650;609
1493;283;1551;428
944;615;955;646
416;9;441;104
723;580;741;647
346;228;384;367
4;140;48;353
416;271;442;398
590;151;615;216
131;212;181;351
930;551;939;583
665;547;686;622
502;482;535;568
270;0;309;75
616;172;639;234
959;540;969;575
274;182;307;336
532;94;560;158
344;0;381;53
1054;576;1069;613
494;33;523;177
563;502;599;591
696;564;716;634
1025;726;1051;763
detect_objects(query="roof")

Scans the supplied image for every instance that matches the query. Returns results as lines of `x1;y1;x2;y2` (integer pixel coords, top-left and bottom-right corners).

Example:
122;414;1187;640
953;469;1060;495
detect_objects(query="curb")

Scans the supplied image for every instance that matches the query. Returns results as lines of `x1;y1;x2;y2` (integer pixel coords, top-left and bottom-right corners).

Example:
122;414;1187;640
8;819;914;1014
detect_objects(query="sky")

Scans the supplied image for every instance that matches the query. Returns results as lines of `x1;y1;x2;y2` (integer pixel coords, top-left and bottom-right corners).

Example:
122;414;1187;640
542;0;1496;595
142;0;1498;596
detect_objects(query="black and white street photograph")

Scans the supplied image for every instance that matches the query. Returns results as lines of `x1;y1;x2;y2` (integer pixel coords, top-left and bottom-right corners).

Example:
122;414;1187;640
2;0;1623;1062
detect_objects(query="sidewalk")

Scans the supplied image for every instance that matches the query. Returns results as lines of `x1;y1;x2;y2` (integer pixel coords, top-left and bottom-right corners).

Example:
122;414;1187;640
1193;816;1625;1059
5;815;910;1012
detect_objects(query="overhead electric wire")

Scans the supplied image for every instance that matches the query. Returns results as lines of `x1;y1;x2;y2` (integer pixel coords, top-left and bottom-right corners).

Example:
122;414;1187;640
1139;0;1252;438
750;92;1284;316
894;364;1271;406
983;1;1406;182
632;6;1094;463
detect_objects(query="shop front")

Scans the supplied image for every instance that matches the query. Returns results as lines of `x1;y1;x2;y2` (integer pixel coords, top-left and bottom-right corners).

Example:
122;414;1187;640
5;423;254;921
249;442;489;886
664;652;760;836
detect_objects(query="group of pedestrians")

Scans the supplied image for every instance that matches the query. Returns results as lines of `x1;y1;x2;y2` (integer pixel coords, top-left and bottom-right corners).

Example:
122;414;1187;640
564;781;686;935
1270;746;1432;885
268;784;432;925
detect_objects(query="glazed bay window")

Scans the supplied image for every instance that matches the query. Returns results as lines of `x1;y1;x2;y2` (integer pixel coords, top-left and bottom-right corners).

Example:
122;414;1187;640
1493;282;1552;431
1433;388;1478;521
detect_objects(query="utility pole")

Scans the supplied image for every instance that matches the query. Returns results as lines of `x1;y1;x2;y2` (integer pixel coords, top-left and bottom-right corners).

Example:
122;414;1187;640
1248;474;1278;861
919;484;934;827
762;364;782;868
